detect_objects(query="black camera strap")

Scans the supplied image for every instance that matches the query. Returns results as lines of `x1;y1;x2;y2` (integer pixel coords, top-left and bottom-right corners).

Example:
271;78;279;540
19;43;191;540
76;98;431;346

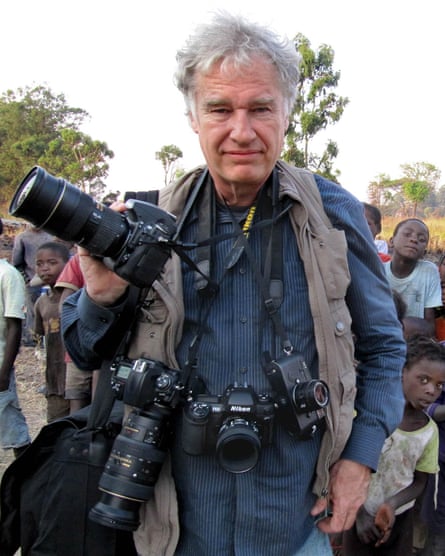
180;169;295;397
223;174;293;357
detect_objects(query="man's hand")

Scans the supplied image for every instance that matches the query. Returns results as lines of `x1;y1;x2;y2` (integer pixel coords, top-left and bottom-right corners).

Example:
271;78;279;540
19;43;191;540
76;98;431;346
77;201;129;306
311;459;371;533
78;247;128;306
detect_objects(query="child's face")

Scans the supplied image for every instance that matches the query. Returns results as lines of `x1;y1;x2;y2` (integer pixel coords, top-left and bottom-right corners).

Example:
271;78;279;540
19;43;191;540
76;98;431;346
390;221;428;261
403;358;445;410
35;249;67;287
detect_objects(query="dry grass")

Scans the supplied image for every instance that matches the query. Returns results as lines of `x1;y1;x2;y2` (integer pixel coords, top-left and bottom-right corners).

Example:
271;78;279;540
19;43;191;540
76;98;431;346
0;346;47;478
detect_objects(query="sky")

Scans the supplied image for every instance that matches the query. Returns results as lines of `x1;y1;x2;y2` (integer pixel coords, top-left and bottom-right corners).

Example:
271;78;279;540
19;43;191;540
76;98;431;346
2;0;444;202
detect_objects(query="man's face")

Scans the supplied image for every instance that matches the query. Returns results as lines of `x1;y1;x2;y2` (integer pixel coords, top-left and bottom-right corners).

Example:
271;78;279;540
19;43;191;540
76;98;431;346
189;57;289;201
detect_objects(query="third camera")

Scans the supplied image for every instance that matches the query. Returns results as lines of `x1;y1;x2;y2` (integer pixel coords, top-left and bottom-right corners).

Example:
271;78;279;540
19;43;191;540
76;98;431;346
263;351;329;439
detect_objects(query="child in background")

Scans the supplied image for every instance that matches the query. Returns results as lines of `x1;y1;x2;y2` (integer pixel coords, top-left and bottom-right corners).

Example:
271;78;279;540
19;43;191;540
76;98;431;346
33;242;70;422
342;335;445;555
363;203;391;262
384;219;441;338
420;383;445;555
0;218;31;457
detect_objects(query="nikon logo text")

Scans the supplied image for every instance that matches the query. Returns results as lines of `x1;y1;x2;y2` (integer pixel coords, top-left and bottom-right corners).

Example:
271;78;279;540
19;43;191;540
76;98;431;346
230;406;252;412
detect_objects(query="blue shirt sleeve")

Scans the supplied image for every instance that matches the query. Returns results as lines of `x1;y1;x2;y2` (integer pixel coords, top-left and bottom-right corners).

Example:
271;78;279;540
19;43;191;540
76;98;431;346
315;175;406;470
61;288;127;370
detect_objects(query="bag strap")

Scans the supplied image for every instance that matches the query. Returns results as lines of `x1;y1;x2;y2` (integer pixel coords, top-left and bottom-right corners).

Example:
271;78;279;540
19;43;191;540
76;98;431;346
86;284;144;429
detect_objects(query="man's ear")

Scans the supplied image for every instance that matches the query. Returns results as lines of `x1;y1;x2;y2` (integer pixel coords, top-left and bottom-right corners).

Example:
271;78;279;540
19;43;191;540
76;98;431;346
189;112;199;134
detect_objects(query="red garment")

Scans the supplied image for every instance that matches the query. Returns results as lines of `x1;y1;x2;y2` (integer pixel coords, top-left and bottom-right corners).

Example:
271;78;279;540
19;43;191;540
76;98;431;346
55;253;84;290
379;253;391;263
55;253;84;364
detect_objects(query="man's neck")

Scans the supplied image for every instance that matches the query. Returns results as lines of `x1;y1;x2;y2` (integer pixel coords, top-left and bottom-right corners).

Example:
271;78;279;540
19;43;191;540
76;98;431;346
213;180;266;208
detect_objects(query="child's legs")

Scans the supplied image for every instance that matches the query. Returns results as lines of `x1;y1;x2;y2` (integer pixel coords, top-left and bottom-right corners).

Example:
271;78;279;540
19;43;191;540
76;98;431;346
46;394;70;423
65;361;93;413
342;525;377;556
421;462;445;555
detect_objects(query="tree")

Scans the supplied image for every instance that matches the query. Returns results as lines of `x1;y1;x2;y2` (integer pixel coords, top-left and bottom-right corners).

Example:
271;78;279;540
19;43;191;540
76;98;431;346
39;128;114;198
282;34;349;182
367;161;441;217
155;144;183;186
399;162;441;216
0;84;114;204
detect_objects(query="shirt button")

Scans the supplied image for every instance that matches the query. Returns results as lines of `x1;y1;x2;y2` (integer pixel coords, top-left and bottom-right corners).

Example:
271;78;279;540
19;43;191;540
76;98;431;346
99;317;108;323
239;267;246;275
240;316;247;324
335;321;345;332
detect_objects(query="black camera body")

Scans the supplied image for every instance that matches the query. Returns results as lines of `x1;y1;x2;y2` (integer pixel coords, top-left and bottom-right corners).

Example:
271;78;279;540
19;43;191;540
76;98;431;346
104;199;176;289
182;384;275;473
110;356;183;408
9;166;177;288
89;357;183;532
263;351;329;439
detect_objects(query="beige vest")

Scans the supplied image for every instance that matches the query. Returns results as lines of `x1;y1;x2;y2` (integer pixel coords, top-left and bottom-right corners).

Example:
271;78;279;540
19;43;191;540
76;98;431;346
131;161;356;556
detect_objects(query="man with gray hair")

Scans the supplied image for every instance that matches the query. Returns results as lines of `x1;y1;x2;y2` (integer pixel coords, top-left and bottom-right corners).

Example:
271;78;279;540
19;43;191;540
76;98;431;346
63;12;406;555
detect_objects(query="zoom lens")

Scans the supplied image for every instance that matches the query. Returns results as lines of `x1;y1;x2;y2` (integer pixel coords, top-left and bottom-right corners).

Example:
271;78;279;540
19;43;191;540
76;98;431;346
9;166;129;257
89;406;171;531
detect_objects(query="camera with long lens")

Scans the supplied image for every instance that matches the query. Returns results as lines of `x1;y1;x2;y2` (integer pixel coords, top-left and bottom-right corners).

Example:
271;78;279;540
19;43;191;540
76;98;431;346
9;166;177;288
182;384;275;473
263;351;329;439
89;357;183;531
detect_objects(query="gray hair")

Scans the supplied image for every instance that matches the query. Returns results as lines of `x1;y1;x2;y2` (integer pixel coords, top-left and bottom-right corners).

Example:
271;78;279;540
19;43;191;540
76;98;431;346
175;11;301;117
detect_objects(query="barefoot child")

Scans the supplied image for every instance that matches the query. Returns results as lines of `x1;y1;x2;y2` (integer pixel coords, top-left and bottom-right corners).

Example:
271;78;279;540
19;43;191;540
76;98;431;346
33;241;70;422
343;336;445;555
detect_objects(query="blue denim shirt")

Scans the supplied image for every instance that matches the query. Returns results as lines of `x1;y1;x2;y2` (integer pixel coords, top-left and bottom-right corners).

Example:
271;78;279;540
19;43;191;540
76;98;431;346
62;174;405;555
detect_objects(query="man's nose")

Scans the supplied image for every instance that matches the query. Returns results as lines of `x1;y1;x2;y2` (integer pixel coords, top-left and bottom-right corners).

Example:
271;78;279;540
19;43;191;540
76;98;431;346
230;110;256;142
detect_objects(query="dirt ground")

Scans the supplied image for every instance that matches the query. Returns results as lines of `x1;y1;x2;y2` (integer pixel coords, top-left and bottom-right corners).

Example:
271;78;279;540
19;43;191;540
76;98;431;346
0;345;47;478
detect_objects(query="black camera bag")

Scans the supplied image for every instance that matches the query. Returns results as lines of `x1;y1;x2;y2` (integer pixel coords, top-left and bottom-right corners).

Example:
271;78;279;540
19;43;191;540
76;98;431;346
0;403;137;556
0;280;148;555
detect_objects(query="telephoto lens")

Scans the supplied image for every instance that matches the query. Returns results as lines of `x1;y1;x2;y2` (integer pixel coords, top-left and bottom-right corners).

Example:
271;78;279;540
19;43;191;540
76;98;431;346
9;166;129;257
89;405;172;531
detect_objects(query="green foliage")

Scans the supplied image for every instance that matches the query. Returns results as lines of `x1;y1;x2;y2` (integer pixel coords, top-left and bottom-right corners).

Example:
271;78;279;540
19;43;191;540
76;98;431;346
368;161;442;217
282;34;349;182
155;144;183;186
39;128;114;198
0;84;114;204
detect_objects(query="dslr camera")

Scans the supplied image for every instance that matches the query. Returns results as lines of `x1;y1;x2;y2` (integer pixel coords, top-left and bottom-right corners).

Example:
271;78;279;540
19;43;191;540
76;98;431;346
263;351;329;439
182;384;275;474
89;357;183;531
9;166;177;288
